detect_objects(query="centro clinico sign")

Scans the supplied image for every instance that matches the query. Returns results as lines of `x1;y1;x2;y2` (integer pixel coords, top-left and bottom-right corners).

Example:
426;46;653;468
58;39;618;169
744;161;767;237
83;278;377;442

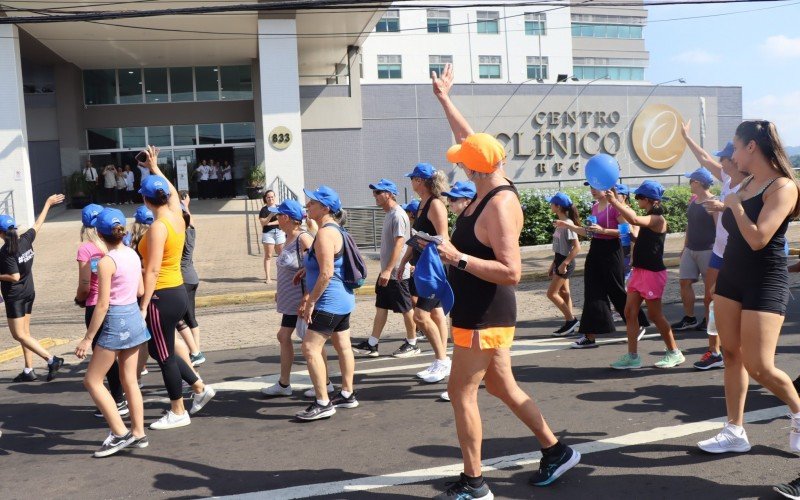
494;103;686;173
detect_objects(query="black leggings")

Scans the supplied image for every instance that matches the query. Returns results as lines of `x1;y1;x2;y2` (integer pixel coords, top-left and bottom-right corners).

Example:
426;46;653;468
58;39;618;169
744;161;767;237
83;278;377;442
145;285;198;401
85;306;124;403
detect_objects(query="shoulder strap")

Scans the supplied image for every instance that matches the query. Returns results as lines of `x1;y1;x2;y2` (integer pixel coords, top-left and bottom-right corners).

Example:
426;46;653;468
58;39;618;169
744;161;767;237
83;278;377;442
471;185;517;219
756;177;781;197
417;197;433;218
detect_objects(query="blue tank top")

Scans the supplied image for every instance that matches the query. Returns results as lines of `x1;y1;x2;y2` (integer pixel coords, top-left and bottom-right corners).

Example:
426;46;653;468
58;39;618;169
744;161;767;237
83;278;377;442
304;225;355;315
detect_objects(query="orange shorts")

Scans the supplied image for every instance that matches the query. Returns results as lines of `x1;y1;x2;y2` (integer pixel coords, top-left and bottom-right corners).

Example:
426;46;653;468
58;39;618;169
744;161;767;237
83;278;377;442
452;326;515;350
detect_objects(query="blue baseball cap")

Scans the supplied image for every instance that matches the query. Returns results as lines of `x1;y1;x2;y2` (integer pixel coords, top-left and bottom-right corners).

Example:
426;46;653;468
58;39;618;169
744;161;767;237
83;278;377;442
134;205;154;224
546;192;573;208
268;199;305;222
634;180;667;201
615;183;630;196
369;178;399;196
81;204;104;228
0;214;16;232
414;243;455;315
684;167;714;187
405;163;436;180
714;141;734;159
303;185;342;213
442;181;477;200
96;208;126;236
402;200;420;213
138;175;170;199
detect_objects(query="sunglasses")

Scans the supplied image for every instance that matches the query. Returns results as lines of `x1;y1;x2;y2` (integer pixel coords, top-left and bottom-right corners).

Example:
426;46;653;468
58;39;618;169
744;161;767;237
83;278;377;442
372;190;388;196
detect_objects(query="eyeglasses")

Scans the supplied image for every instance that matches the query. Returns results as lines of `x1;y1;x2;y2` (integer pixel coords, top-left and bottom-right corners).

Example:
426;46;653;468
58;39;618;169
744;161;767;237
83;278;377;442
372;190;387;196
634;194;645;200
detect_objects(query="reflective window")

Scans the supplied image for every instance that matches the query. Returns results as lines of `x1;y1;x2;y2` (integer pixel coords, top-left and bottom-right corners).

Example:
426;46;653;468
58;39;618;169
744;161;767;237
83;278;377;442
170;67;194;102
477;11;500;34
83;69;117;105
121;127;146;149
376;10;400;32
429;55;452;78
223;122;255;144
573;66;645;81
147;126;172;147
118;68;143;104
478;56;502;79
144;68;168;103
195;66;219;101
198;123;222;145
427;9;450;33
525;13;546;35
377;55;402;79
571;23;644;39
220;65;253;100
173;125;197;146
526;56;549;80
87;128;120;149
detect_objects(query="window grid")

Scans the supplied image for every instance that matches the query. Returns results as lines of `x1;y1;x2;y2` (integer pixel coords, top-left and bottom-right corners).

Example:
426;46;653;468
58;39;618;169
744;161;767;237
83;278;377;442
377;55;402;79
478;56;502;79
376;10;400;32
429;55;453;78
476;11;500;34
525;12;547;35
573;66;645;81
85;123;257;151
427;9;451;33
526;56;549;80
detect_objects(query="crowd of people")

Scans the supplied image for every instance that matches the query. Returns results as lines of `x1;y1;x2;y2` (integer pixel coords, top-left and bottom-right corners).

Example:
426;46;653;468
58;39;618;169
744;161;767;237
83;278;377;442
2;63;800;498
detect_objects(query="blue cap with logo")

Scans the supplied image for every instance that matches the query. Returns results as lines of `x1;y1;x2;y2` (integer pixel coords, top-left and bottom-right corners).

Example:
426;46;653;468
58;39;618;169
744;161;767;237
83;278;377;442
546;192;573;208
414;243;455;315
402;200;420;213
268;199;305;222
442;181;477;200
615;183;630;196
134;205;154;224
138;175;170;199
405;162;436;180
0;214;16;232
81;203;104;228
96;208;126;236
369;178;399;196
303;185;342;213
714;141;734;159
634;180;667;201
684;167;714;187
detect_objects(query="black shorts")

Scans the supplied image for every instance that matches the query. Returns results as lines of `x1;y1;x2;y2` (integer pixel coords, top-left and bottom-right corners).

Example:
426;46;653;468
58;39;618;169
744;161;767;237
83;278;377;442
281;314;298;328
4;294;34;319
375;278;413;313
181;282;199;329
408;275;441;312
309;309;350;335
715;268;789;315
553;253;576;279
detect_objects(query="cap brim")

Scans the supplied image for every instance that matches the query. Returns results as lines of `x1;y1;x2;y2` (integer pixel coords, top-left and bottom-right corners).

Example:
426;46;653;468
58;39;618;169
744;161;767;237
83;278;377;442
267;206;281;214
302;188;319;203
583;181;590;186
438;280;455;315
446;144;463;164
368;183;379;190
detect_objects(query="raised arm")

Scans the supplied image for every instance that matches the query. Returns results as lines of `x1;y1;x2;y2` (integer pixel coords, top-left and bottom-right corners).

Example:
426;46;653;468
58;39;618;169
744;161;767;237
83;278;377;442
433;63;474;144
140;145;181;214
32;194;65;234
681;120;723;181
606;193;663;231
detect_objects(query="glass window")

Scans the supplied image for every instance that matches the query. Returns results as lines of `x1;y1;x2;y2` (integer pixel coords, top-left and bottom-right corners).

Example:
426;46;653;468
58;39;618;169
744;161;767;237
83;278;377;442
525;13;546;35
220;65;252;100
83;69;117;105
170;67;194;102
607;67;620;80
571;24;581;37
195;66;219;101
618;25;631;38
631;26;643;38
377;55;402;79
618;67;631;80
526;57;548;80
477;11;499;34
173;125;197;146
606;25;619;38
144;68;168;103
147;126;172;147
223;122;256;143
198;123;222;145
478;56;502;79
427;9;450;33
632;67;645;80
594;24;607;37
121;127;146;149
376;10;399;32
581;24;594;37
87;128;120;150
118;68;143;104
429;55;453;78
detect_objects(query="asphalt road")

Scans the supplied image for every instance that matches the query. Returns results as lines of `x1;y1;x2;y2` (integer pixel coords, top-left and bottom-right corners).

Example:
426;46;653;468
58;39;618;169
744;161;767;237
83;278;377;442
0;302;798;500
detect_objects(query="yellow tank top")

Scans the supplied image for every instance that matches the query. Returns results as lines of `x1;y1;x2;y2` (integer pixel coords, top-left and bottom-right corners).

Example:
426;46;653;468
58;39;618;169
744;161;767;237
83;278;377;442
138;217;185;290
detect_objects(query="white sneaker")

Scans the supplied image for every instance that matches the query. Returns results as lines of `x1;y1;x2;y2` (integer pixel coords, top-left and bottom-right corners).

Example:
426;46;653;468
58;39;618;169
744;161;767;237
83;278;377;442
150;410;191;430
697;423;751;453
261;382;292;397
189;385;217;415
440;391;450;401
416;361;437;379
304;382;334;398
790;413;800;452
421;360;449;384
140;368;148;376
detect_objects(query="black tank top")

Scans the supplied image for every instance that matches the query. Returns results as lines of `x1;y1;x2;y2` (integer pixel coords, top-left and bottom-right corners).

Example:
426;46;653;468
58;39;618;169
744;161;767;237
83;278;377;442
411;197;440;265
449;184;518;330
632;225;666;272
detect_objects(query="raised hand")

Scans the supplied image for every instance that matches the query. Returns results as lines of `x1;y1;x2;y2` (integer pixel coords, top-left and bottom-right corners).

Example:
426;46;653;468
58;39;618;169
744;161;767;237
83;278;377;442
431;62;454;100
681;119;692;139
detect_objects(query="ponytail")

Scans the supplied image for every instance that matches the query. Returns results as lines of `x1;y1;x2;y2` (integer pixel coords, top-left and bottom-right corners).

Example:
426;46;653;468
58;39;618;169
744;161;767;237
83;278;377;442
334;209;348;228
566;205;580;227
3;228;19;255
99;225;127;245
145;189;170;207
425;170;449;199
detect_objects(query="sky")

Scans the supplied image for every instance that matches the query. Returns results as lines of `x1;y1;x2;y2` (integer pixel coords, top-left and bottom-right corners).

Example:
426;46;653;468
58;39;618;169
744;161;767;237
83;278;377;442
644;0;800;147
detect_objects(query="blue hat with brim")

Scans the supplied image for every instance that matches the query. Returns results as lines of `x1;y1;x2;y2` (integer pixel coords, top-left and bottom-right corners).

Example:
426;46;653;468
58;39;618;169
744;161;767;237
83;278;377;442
414;243;454;315
615;183;630;196
402;200;420;213
369;178;399;196
138;175;170;199
82;204;104;228
714;141;734;159
303;185;342;213
0;214;16;232
684;167;714;186
96;208;126;236
268;199;305;222
546;192;573;208
442;181;477;200
134;205;154;224
634;180;667;201
405;163;436;180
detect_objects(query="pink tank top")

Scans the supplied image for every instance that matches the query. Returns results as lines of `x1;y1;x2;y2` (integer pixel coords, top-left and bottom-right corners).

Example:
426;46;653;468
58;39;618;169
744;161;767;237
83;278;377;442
107;246;141;306
592;203;620;240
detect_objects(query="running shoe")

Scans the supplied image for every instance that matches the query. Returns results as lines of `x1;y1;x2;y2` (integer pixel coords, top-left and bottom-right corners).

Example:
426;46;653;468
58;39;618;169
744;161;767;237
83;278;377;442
697;423;751;453
46;356;64;381
149;410;191;430
654;350;685;368
189;385;217;415
352;340;379;357
129;435;149;449
94;431;134;458
304;382;334;398
637;326;647;341
670;316;698;331
94;400;130;419
570;336;597;349
140;368;149;376
416;330;426;340
790;413;800;452
392;340;421;358
695;318;707;332
12;370;38;382
190;352;206;366
693;351;724;370
552;318;579;337
421;359;450;384
774;474;800;500
530;445;581;486
434;474;494;499
262;382;292;397
612;312;623;323
610;353;642;370
416;360;438;379
440;391;450;401
330;390;359;409
295;400;336;421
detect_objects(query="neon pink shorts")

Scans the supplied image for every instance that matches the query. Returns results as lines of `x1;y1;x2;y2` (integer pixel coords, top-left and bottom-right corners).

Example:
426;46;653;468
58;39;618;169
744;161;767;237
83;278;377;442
627;268;667;300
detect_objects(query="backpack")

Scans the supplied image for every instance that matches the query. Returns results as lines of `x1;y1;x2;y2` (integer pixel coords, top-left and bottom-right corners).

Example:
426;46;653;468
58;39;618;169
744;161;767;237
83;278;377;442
315;223;368;290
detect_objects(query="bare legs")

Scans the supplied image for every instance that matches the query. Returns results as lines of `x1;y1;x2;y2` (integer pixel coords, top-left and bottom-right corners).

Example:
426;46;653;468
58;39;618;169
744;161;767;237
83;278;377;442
7;315;52;369
414;307;448;361
302;330;351;400
83;345;145;438
546;276;575;321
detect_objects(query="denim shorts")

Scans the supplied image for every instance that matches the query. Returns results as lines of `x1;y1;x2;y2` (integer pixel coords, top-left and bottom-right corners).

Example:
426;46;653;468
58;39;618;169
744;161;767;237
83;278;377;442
96;302;151;351
262;228;286;245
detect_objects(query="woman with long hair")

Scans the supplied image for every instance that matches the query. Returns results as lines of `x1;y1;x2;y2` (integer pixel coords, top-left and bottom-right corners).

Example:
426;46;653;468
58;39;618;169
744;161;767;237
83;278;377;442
125;206;153;252
260;190;286;283
546;193;581;337
176;192;205;366
0;194;66;383
698;120;800;455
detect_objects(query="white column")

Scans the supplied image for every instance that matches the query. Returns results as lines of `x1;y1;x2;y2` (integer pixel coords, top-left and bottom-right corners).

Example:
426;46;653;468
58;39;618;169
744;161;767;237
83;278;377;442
0;25;35;227
257;18;305;201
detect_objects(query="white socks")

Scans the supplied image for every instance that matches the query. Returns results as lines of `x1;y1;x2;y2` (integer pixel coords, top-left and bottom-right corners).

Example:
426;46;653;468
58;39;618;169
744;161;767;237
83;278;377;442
367;336;379;347
23;367;33;374
340;390;352;398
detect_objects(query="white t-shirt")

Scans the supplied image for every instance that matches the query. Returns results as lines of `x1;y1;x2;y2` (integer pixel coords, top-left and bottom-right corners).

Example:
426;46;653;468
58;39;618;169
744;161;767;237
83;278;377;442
125;171;135;190
83;167;98;182
222;165;232;181
138;165;150;181
712;171;742;258
198;165;210;181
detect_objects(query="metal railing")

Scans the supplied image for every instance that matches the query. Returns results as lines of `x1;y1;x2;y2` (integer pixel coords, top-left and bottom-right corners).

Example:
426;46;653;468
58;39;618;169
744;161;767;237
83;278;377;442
0;190;14;217
269;176;299;202
343;207;384;250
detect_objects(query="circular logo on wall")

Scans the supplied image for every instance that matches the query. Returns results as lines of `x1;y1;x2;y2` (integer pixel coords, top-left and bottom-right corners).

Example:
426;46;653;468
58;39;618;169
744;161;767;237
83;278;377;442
269;126;292;150
631;104;686;170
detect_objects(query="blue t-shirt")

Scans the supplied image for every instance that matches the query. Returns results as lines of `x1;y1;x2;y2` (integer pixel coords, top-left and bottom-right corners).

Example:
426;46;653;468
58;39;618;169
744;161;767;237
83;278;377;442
304;229;355;315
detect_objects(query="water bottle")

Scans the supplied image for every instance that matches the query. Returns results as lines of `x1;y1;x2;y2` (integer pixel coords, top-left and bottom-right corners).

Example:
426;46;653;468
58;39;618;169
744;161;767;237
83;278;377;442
707;301;717;336
619;223;631;247
585;215;597;239
90;257;99;274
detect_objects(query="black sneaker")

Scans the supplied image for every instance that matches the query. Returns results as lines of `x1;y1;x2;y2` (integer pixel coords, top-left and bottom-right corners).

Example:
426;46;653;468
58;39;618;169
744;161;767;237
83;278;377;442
129;435;149;449
552;318;579;337
93;431;134;458
570;336;597;349
392;340;421;358
670;316;698;331
352;340;379;357
94;400;130;419
46;356;64;382
774;474;800;500
695;318;707;332
693;351;724;371
530;445;581;486
330;390;359;409
295;401;336;421
434;473;494;499
12;370;38;382
416;330;426;340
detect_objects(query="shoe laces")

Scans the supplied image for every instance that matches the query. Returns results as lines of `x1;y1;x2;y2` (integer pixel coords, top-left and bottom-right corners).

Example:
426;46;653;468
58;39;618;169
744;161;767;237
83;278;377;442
442;476;473;495
699;351;713;362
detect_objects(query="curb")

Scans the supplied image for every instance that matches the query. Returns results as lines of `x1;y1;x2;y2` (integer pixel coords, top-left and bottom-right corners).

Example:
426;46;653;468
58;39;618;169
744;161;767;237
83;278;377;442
0;337;71;364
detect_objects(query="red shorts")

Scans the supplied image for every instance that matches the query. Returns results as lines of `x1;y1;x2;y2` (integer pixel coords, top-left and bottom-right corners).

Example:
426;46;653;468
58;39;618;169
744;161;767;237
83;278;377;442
627;268;667;300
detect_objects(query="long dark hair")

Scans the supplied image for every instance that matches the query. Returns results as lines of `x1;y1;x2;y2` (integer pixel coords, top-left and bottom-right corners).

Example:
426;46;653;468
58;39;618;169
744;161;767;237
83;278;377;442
2;228;19;255
556;204;580;227
98;225;126;245
735;120;800;218
145;189;169;207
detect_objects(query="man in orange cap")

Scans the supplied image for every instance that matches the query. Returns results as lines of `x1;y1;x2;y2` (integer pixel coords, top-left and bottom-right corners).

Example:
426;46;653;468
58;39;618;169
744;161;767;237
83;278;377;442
430;64;580;499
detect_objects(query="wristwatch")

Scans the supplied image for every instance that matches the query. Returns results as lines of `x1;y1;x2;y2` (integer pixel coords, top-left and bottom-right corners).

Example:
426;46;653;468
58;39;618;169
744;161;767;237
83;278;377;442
457;253;469;270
